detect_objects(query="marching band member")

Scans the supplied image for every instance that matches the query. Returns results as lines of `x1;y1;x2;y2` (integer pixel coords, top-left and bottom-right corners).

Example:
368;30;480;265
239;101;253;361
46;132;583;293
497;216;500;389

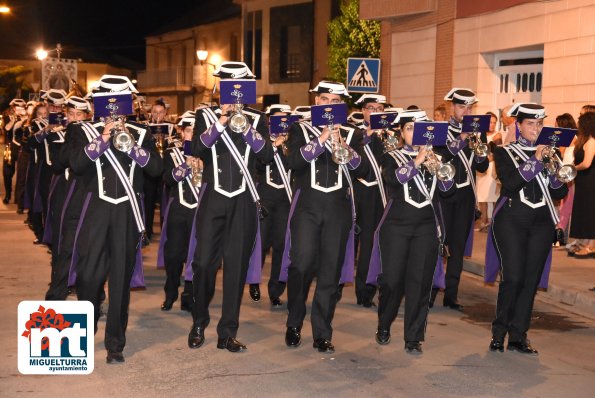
435;88;489;310
2;99;26;205
157;116;199;312
143;99;172;244
28;91;67;244
352;94;390;308
185;62;274;353
69;75;163;364
45;96;92;300
368;110;455;353
247;104;293;307
487;103;568;354
281;81;368;353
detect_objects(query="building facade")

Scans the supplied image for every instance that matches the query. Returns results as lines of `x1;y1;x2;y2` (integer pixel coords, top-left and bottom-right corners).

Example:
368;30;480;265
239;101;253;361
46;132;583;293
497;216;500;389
138;2;241;115
361;0;595;121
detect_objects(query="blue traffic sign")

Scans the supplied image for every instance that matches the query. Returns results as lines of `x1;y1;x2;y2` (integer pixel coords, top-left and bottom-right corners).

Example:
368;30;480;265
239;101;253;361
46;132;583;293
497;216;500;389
347;58;381;93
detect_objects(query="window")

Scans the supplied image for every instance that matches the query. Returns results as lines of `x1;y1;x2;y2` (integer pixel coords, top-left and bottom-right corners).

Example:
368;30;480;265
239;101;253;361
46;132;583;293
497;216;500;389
269;3;313;83
244;11;262;79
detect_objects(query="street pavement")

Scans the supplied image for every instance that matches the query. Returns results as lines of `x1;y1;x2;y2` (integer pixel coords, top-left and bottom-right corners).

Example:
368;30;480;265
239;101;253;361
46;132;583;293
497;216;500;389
1;201;595;397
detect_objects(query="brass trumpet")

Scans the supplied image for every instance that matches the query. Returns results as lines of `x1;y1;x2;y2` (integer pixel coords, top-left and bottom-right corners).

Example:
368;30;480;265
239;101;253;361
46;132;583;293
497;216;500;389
468;132;489;158
101;102;136;152
423;141;455;182
542;145;577;183
190;158;203;187
329;125;353;165
228;103;248;133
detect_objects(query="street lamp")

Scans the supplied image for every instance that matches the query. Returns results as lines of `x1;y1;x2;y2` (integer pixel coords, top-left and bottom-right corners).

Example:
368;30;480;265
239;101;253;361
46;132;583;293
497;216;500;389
36;43;62;61
195;50;219;106
0;5;10;13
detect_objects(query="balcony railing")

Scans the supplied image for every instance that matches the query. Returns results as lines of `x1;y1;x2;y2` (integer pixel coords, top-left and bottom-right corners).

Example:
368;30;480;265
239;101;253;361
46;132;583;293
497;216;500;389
137;67;194;91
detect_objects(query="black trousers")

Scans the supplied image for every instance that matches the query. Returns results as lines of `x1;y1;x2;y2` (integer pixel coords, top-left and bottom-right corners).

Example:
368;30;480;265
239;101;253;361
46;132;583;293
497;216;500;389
163;200;194;301
258;185;289;299
377;215;438;341
191;188;257;339
15;149;28;209
354;181;383;302
443;185;475;302
143;174;161;239
75;197;139;353
286;189;351;341
2;158;15;199
491;200;553;342
31;163;52;240
45;178;76;301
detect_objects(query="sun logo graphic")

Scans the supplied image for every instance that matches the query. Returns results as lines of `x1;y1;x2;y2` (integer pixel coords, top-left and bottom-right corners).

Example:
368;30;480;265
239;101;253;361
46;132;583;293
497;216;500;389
18;301;94;374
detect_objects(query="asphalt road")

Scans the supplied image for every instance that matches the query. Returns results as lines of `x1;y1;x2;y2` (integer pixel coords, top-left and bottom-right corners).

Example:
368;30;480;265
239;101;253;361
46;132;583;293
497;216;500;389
1;207;594;397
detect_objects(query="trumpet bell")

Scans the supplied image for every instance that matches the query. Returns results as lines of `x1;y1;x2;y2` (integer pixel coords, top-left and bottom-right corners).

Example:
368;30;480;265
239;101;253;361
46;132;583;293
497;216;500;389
557;164;577;183
113;129;136;152
436;163;456;182
332;146;352;165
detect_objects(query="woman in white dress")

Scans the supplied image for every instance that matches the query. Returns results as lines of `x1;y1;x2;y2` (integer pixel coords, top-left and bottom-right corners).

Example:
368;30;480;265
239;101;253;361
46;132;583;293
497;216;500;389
476;112;502;231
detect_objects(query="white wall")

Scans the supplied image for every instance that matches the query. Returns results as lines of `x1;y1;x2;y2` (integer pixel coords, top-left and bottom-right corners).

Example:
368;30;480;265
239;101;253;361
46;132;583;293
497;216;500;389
390;25;437;111
453;0;595;121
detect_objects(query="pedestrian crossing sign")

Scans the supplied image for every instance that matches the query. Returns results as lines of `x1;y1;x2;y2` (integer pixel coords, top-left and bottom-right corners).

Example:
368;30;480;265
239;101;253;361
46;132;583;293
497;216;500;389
347;58;381;93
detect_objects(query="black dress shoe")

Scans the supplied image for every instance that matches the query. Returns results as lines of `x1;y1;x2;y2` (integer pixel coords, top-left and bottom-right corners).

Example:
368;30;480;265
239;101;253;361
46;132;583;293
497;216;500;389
361;298;376;308
489;338;504;352
375;329;391;345
180;294;192;312
313;338;335;353
249;284;261;302
405;341;423;354
2;197;9;204
106;351;125;364
443;298;463;311
161;299;174;311
507;341;538;355
285;327;301;347
270;297;283;308
16;208;24;214
217;337;246;352
188;326;205;349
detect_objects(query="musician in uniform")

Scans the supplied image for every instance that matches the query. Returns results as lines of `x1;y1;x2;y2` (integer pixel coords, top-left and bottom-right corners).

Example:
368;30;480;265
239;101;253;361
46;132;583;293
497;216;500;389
351;94;390;308
45;96;92;300
435;88;488;309
488;103;568;354
28;90;68;244
69;75;163;363
143;99;171;244
248;104;293;307
282;81;368;353
185;62;274;352
368;110;455;353
3;99;26;204
158;115;199;312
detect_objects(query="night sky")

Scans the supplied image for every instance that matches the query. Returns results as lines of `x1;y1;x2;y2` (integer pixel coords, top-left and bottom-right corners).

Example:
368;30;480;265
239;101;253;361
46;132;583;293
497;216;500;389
0;0;206;69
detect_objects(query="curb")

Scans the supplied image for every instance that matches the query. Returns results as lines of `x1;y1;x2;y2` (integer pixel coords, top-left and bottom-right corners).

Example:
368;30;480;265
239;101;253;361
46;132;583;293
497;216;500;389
463;259;595;319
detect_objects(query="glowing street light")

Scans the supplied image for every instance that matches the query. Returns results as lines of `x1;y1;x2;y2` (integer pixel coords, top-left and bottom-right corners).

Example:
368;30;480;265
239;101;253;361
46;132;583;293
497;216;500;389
0;5;10;14
196;50;208;64
36;48;49;61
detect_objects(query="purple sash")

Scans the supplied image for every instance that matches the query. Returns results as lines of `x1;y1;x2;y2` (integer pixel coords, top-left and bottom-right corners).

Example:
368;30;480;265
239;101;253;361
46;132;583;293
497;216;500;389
184;208;199;281
58;179;77;253
130;244;145;288
245;212;263;284
485;196;552;289
464;215;474;257
279;189;302;282
156;196;174;269
68;192;93;286
366;199;393;285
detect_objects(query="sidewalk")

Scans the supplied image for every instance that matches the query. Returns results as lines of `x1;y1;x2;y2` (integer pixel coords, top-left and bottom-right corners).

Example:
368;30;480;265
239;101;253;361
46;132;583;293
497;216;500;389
463;229;595;319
